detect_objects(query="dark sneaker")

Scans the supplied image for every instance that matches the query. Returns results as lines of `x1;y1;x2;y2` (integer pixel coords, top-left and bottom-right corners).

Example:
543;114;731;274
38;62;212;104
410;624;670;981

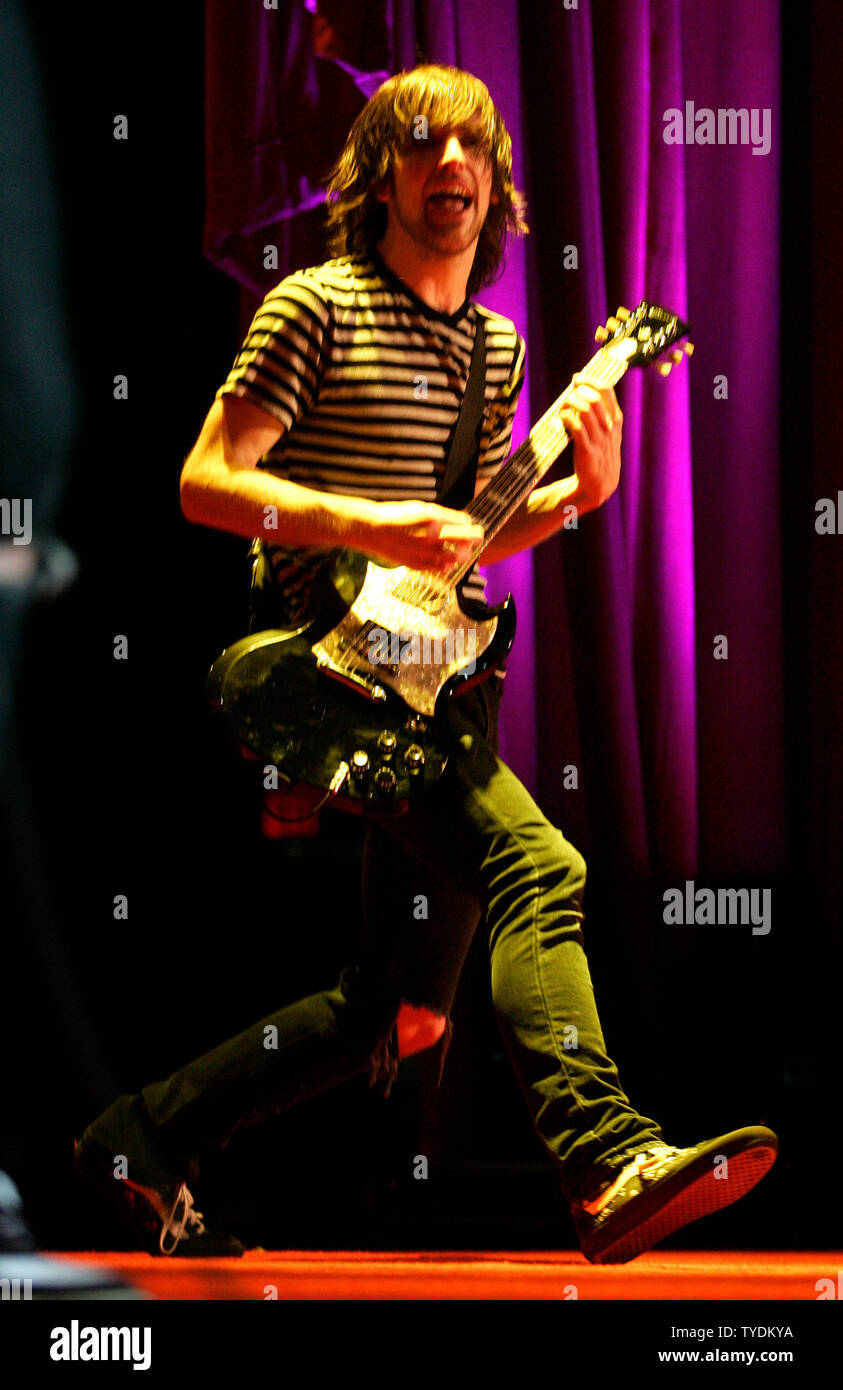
74;1097;245;1258
572;1125;778;1265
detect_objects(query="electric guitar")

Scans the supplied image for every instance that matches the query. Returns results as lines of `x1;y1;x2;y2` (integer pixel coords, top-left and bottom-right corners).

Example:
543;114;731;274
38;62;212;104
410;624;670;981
207;302;692;814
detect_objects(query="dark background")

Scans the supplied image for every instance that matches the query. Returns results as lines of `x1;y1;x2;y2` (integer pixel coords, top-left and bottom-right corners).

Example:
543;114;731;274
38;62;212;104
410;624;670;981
3;1;839;1255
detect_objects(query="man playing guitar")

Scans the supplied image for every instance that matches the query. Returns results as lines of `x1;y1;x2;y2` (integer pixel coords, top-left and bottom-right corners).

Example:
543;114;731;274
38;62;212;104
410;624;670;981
75;64;777;1264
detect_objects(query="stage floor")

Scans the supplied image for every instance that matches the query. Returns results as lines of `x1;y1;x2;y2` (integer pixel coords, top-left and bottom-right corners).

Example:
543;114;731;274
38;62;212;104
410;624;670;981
51;1250;840;1300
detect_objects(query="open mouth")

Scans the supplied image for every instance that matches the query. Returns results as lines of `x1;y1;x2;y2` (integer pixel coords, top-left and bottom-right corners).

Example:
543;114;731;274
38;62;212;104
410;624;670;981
427;190;472;212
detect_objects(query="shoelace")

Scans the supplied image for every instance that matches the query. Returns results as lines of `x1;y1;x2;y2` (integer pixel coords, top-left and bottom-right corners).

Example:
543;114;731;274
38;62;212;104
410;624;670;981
159;1183;208;1256
581;1143;690;1216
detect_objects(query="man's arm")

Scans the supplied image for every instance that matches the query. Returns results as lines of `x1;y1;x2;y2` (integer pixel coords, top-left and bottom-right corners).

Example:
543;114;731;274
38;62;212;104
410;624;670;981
481;374;624;565
481;473;598;565
179;394;484;574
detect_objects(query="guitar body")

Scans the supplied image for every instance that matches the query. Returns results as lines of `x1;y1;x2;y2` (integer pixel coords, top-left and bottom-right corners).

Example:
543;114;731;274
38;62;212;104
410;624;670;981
207;547;516;814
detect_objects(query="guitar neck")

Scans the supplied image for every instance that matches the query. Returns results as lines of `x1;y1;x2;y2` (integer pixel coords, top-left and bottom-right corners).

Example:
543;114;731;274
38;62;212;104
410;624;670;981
454;339;635;578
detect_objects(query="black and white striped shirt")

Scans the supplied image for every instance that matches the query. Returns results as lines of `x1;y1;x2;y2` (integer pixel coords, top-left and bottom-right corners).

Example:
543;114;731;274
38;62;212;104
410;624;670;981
216;249;525;620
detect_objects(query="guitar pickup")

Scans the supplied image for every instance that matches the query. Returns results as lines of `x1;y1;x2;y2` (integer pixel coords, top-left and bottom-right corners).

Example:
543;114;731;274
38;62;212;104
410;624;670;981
335;630;399;676
315;656;387;702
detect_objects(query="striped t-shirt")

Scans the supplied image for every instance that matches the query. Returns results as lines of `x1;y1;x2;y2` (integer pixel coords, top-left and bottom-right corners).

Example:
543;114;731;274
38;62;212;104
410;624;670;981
216;249;525;623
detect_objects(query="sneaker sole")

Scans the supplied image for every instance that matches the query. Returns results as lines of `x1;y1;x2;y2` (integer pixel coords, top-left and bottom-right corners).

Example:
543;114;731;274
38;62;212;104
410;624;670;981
582;1127;778;1265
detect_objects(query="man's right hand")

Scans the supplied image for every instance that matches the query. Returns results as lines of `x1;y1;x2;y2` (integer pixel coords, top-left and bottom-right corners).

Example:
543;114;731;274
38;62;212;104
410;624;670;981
355;499;485;574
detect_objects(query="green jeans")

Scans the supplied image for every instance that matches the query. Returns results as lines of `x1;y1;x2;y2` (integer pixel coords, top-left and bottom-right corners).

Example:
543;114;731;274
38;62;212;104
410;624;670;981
133;676;663;1206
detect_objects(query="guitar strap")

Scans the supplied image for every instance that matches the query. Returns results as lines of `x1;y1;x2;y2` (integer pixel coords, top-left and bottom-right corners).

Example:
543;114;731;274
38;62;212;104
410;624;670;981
437;312;486;510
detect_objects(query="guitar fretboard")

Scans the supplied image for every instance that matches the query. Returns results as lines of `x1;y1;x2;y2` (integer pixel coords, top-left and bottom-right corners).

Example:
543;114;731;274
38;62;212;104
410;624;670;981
454;338;636;576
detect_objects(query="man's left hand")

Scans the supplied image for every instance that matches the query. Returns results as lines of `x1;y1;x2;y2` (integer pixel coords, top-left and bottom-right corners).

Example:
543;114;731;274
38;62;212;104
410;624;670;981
559;375;623;511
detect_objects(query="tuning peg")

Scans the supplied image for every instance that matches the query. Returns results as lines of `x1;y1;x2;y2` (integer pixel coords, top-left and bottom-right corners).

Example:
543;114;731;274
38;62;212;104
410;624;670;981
683;341;694;356
615;306;631;321
594;326;610;343
605;316;620;334
655;361;672;377
670;349;684;364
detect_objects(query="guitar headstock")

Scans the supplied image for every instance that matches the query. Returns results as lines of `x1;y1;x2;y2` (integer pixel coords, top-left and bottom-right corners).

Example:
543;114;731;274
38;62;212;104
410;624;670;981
595;301;693;376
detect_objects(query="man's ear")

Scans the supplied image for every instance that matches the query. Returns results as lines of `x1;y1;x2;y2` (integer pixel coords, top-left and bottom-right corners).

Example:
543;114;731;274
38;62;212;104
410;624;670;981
375;177;393;205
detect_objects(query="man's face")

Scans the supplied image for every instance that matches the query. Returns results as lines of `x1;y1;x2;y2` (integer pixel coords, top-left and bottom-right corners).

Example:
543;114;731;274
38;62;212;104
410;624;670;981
377;118;499;259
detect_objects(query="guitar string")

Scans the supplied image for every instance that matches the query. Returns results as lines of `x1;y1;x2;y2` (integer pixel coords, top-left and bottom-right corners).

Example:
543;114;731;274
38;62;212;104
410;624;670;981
412;347;627;602
331;347;628;677
331;407;578;676
333;347;629;675
334;409;568;673
330;344;632;677
437;348;628;593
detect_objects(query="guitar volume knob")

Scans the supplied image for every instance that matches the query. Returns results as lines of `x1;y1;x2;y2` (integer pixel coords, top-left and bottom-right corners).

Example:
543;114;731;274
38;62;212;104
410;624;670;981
377;731;397;759
374;765;397;796
351;749;370;779
404;744;425;773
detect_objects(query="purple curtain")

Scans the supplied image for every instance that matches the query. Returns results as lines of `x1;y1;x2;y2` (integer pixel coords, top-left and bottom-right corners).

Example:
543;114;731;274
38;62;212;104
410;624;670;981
204;0;784;882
